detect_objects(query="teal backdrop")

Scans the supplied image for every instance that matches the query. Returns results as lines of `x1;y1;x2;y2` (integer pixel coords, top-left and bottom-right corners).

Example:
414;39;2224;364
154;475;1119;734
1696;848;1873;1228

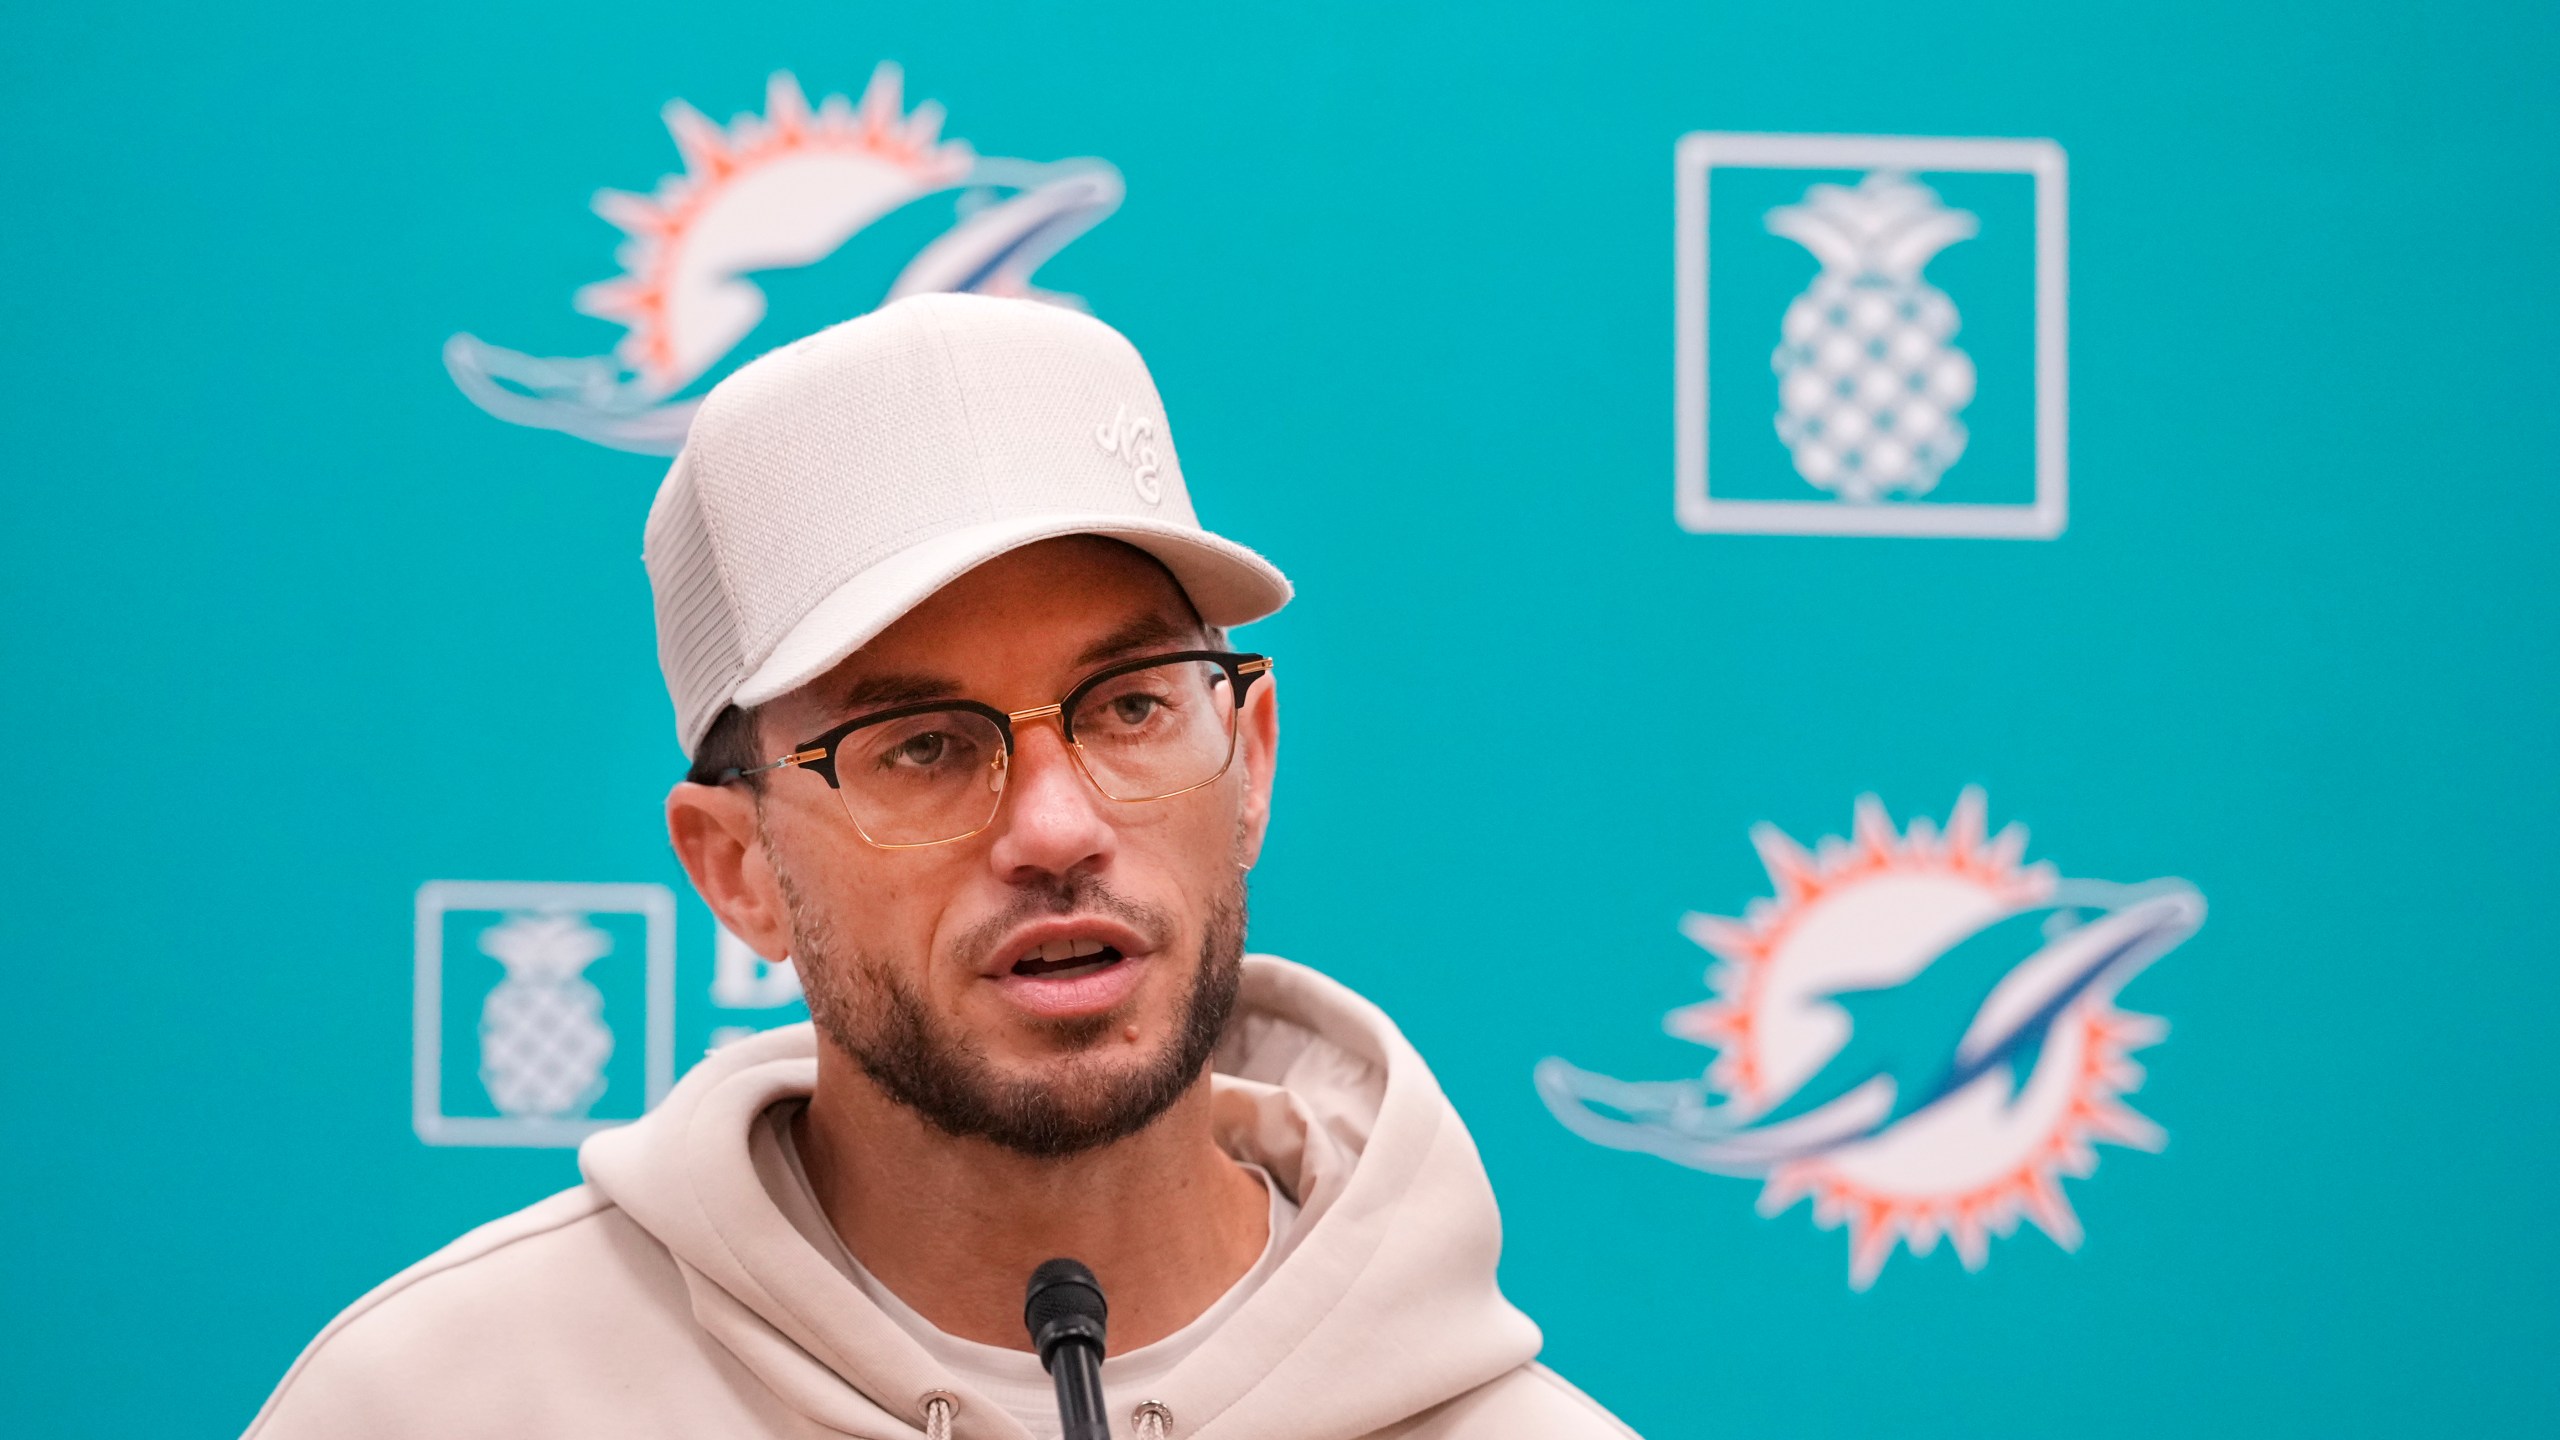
4;2;2554;1435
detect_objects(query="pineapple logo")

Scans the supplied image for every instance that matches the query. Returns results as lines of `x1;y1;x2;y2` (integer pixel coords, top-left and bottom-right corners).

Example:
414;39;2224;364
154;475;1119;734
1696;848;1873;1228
414;880;675;1147
1537;791;2202;1288
1768;173;1978;503
475;912;616;1119
1673;132;2068;539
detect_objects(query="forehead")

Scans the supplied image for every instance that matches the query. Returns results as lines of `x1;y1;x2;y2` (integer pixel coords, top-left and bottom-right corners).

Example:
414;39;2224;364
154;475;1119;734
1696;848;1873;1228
794;536;1204;714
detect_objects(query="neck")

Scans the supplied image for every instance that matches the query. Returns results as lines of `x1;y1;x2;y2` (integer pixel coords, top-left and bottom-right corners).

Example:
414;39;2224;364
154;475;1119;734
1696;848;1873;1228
792;1042;1271;1353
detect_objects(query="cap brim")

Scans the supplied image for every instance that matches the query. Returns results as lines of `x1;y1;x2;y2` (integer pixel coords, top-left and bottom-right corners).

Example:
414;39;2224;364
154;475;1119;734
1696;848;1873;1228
732;515;1293;712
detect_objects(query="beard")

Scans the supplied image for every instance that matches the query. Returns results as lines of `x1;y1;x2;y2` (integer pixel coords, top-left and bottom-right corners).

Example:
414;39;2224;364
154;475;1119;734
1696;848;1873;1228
777;863;1248;1159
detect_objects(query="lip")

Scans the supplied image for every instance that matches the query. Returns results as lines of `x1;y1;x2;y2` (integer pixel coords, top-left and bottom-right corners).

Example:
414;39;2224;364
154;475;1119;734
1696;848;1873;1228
979;914;1157;1021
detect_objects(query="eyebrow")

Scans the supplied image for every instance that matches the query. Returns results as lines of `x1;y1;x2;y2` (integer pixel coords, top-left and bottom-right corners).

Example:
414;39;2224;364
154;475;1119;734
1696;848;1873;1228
837;671;967;714
830;611;1209;719
1073;612;1208;669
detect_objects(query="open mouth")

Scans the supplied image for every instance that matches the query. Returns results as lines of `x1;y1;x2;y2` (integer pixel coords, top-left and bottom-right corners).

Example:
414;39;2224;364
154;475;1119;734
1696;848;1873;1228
1010;939;1126;981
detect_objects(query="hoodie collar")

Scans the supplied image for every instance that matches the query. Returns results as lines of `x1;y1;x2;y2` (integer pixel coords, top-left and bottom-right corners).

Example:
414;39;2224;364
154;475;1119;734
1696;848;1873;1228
578;956;1540;1440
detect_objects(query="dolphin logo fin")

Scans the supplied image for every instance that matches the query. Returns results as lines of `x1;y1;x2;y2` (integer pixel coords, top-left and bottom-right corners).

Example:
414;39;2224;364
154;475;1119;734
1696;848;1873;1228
1534;1056;1896;1175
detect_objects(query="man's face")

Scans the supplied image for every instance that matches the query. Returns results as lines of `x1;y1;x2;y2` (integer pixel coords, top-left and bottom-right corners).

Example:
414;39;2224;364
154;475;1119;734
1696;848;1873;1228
725;537;1277;1155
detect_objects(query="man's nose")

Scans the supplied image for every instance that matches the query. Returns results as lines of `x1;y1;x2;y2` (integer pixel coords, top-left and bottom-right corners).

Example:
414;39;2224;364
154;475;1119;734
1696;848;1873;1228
984;721;1115;884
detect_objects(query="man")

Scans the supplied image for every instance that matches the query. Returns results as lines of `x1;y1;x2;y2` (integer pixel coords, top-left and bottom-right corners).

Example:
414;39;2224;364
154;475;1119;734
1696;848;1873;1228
249;294;1635;1439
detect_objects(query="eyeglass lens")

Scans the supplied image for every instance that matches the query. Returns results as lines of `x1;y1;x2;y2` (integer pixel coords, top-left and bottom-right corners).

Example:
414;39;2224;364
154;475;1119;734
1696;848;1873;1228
832;659;1240;846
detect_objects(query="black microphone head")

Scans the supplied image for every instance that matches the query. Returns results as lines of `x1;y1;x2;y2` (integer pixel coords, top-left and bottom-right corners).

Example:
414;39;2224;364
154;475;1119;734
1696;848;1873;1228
1024;1257;1109;1368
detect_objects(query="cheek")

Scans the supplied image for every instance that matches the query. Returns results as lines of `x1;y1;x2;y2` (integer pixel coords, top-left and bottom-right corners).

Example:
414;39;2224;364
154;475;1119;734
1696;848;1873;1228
765;797;919;934
1114;784;1251;894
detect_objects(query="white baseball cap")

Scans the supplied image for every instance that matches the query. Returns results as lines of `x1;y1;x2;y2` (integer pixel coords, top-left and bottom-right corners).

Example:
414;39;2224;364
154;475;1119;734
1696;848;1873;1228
643;293;1293;754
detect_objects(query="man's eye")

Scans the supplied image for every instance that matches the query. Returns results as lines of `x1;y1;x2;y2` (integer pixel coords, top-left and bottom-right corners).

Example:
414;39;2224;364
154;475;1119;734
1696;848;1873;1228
1109;694;1162;725
889;732;950;767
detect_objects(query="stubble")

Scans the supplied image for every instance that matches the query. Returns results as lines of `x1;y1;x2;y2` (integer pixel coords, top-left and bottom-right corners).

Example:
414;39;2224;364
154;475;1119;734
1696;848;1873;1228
778;862;1247;1159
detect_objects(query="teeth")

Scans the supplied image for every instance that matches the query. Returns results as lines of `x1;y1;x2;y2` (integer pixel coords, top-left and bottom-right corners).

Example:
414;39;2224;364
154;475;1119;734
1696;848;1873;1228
1027;938;1110;965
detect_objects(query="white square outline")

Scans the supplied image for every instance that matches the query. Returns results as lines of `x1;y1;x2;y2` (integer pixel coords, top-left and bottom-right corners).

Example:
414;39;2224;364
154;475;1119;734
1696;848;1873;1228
1674;132;2069;539
413;880;678;1148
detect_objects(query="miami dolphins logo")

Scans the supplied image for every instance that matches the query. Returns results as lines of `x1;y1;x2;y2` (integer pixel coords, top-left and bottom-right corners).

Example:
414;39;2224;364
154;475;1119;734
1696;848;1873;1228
1538;789;2203;1288
445;64;1124;453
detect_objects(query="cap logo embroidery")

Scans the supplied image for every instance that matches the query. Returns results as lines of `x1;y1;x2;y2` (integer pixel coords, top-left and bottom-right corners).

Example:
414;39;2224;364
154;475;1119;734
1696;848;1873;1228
1094;403;1164;504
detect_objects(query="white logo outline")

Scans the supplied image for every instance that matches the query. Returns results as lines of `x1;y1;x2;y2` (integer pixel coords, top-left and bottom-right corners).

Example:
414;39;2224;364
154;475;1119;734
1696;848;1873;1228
413;880;677;1148
1674;132;2068;539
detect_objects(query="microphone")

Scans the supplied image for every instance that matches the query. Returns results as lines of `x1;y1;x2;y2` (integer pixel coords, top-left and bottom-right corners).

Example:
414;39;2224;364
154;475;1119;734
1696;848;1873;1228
1024;1258;1111;1440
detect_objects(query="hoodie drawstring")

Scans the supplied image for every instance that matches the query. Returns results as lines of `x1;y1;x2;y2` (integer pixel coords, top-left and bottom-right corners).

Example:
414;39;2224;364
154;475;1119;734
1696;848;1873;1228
923;1392;1162;1438
922;1392;1167;1438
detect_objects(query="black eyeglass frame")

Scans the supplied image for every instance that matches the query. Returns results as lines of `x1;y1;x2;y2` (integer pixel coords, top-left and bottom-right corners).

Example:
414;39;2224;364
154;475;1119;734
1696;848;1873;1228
719;649;1273;807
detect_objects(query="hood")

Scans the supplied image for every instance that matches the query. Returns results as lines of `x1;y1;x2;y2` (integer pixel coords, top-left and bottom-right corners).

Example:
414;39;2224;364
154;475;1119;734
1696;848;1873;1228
578;955;1543;1440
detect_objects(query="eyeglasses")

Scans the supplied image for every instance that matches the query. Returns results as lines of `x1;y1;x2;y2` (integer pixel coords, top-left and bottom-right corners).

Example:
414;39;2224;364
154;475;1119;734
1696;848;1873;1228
721;650;1273;849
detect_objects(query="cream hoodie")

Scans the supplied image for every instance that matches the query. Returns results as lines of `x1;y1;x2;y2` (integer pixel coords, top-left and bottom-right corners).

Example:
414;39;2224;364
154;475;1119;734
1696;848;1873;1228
246;957;1637;1440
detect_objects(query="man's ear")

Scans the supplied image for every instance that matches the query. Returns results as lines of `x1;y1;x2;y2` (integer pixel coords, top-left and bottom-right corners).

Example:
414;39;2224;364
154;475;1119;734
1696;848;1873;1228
1233;674;1280;870
667;781;794;962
